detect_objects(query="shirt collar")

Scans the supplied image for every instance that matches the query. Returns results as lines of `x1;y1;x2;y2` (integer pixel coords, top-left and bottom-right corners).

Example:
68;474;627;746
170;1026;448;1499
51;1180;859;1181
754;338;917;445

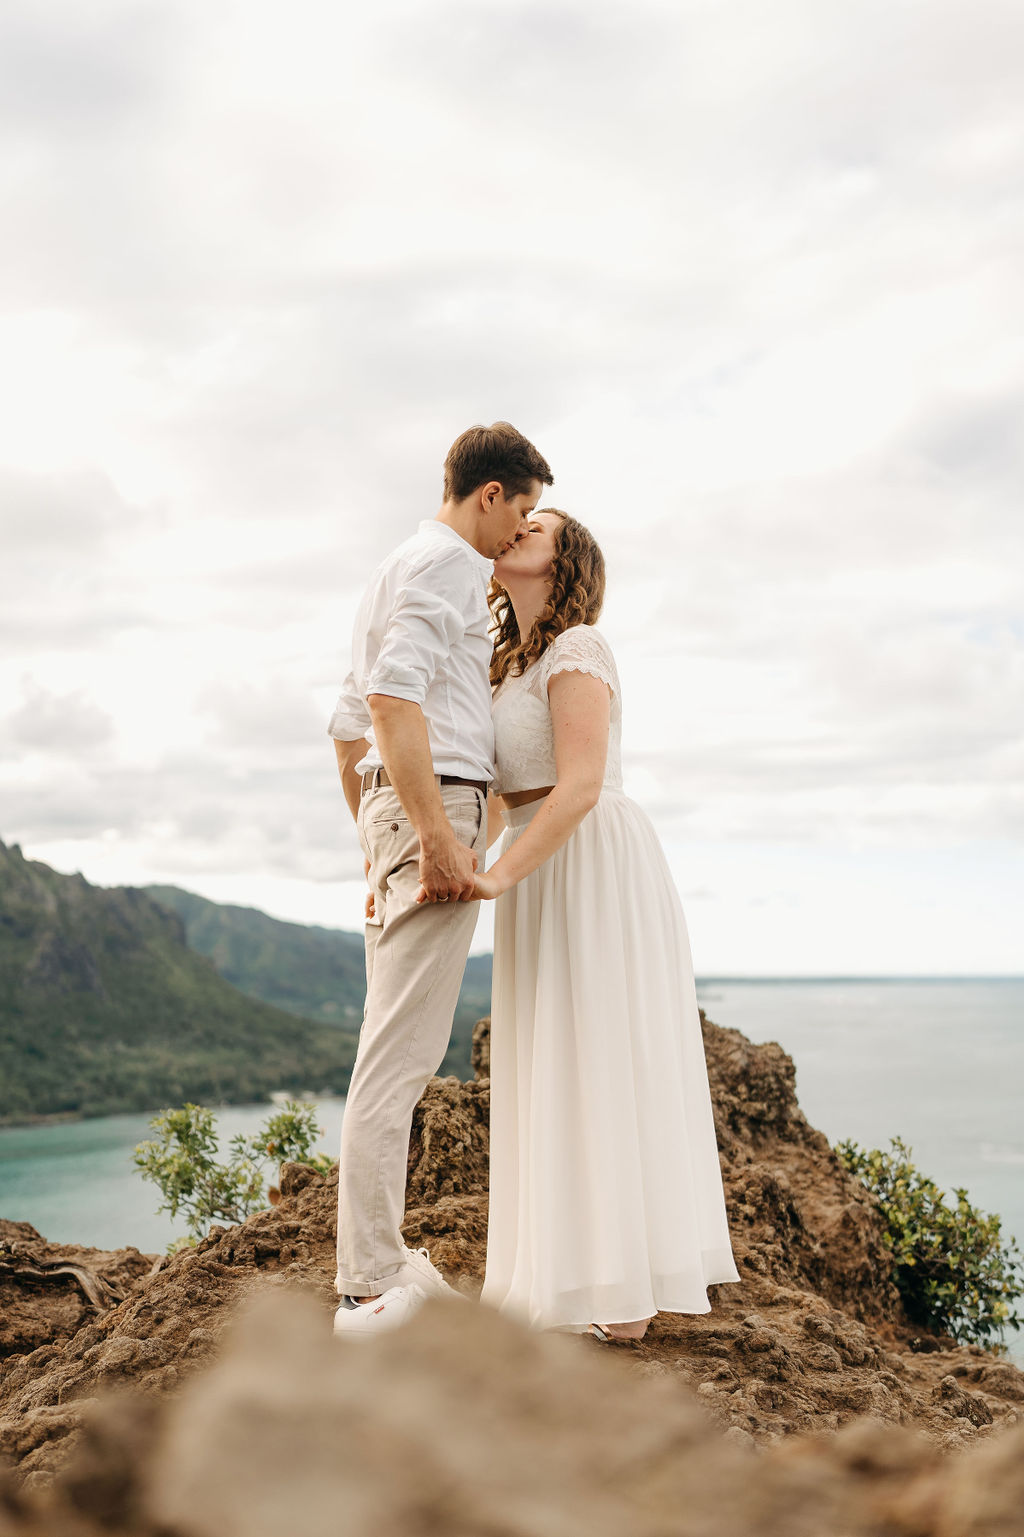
418;519;494;578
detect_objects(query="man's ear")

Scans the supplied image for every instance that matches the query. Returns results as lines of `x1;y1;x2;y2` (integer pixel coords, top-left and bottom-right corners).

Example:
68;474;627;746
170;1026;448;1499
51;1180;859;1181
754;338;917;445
480;480;503;510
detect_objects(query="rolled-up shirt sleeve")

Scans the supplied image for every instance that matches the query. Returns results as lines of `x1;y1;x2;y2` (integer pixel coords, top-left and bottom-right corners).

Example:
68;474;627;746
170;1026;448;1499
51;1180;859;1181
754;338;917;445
365;576;467;705
327;668;372;741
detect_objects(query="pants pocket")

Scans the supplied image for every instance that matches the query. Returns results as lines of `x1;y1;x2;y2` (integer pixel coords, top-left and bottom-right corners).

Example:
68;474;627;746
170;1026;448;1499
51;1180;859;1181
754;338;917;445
444;788;484;847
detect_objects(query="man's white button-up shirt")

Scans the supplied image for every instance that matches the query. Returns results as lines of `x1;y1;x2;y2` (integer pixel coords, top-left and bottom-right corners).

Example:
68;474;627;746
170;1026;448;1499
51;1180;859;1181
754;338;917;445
327;520;495;781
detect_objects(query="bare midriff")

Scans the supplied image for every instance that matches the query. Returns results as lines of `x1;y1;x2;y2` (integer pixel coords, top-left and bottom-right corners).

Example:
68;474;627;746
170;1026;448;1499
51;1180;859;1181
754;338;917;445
500;786;554;809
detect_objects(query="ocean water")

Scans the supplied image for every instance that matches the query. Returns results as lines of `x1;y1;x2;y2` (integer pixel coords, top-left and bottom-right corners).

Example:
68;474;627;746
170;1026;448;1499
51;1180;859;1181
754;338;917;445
1;979;1021;1354
695;978;1024;1256
0;1099;347;1255
696;977;1024;1362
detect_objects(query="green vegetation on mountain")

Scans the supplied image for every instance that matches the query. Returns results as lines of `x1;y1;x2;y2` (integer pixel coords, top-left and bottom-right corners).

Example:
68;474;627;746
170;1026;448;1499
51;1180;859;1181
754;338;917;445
143;886;367;1026
0;841;358;1123
144;885;492;1080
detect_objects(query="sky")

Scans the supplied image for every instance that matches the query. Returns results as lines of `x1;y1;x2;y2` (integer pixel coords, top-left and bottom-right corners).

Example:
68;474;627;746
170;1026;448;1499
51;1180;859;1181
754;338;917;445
1;0;1022;974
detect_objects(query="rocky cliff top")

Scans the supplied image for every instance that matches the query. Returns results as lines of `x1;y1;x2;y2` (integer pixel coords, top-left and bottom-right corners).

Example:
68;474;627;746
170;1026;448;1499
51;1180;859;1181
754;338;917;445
1;1012;1021;1534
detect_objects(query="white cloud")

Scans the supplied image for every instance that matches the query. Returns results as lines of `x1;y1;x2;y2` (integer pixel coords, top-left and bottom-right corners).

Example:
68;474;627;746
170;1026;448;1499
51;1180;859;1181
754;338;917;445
2;0;1022;970
1;680;115;754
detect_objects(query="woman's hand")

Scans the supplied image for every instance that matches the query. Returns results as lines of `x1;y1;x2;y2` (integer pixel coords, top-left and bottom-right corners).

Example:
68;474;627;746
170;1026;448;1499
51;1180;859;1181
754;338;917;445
471;870;505;901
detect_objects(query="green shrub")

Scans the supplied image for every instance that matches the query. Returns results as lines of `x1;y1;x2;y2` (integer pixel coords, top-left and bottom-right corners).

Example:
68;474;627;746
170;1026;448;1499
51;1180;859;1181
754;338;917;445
133;1100;334;1251
835;1135;1023;1349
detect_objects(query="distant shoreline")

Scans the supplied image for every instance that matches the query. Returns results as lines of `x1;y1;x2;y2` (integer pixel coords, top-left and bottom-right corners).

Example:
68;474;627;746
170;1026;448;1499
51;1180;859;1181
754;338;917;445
696;974;1024;984
0;1095;295;1133
0;1109;84;1130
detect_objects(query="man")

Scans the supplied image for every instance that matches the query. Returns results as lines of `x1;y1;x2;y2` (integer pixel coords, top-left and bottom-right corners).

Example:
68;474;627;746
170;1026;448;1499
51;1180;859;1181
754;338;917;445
328;421;553;1336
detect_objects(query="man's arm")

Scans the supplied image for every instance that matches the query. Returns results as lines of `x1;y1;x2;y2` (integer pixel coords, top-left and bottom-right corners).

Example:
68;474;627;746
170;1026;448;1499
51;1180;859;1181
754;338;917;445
328;662;373;824
368;694;477;902
333;737;370;822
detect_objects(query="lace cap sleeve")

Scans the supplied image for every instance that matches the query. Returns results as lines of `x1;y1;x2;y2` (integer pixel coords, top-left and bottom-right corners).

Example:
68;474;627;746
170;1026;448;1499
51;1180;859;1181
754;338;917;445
542;625;618;696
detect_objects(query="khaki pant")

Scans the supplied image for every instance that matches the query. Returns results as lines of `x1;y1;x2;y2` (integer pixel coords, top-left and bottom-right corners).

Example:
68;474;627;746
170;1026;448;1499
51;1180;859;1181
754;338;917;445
335;779;487;1296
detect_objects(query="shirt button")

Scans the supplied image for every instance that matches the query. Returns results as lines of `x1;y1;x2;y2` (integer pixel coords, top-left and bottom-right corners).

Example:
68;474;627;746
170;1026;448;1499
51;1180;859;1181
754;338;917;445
391;823;399;832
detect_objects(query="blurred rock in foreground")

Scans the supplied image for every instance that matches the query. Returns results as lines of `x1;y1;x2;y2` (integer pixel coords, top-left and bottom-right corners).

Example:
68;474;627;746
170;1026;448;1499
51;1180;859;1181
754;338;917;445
1;1013;1022;1507
3;1290;1024;1537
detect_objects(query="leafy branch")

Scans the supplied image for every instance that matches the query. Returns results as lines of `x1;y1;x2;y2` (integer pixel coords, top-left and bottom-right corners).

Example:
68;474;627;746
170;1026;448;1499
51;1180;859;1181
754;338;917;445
836;1135;1023;1349
133;1100;334;1251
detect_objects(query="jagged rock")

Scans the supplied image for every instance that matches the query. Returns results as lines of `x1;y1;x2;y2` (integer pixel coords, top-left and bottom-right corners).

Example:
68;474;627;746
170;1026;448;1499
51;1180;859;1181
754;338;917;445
405;1074;489;1204
471;1014;490;1079
934;1374;995;1428
1;1012;1022;1493
0;1221;154;1360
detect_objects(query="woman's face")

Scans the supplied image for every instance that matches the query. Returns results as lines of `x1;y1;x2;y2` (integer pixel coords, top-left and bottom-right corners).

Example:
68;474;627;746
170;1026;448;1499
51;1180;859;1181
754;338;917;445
492;510;562;584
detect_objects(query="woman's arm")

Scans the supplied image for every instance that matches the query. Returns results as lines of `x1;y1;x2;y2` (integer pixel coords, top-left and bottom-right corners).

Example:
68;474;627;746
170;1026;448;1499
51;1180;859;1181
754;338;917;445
485;789;507;850
473;671;610;898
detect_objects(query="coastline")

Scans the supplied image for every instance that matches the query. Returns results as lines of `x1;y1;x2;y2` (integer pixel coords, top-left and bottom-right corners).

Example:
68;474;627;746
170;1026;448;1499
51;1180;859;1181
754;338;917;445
4;974;1019;1129
4;1012;1023;1512
3;980;1021;1349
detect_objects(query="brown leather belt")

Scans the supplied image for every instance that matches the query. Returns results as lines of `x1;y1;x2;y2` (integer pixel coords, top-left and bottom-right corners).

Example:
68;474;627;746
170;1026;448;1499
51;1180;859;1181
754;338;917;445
361;768;488;796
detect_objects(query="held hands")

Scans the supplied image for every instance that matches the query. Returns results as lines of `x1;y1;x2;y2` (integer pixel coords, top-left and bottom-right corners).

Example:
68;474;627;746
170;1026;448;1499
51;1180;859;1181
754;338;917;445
414;833;478;904
414;865;504;903
407;826;509;906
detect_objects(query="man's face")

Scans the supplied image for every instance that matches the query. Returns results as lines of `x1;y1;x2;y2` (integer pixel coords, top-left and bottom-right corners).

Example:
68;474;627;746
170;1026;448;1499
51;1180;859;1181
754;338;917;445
486;479;543;560
492;509;561;582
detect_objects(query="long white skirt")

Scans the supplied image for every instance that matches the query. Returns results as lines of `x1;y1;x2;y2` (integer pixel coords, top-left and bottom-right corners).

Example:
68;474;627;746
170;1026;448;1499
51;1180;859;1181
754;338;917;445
480;789;741;1331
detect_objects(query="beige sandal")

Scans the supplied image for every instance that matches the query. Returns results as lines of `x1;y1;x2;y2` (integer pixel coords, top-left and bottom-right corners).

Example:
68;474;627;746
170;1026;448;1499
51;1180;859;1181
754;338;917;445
586;1320;652;1343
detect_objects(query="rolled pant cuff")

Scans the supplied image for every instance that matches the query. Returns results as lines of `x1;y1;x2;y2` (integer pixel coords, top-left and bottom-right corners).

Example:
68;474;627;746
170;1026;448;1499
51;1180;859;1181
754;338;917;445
335;1266;403;1298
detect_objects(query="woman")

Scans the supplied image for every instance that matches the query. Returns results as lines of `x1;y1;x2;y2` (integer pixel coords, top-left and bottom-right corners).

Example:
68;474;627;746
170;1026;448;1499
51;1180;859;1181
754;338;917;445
474;509;740;1341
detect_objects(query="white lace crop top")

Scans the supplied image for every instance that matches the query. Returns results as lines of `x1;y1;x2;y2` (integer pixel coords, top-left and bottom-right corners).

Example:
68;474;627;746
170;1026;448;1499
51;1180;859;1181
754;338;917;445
490;625;623;796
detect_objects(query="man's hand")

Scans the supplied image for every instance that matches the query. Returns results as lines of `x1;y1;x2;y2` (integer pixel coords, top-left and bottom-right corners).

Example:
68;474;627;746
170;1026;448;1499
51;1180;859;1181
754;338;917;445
415;833;478;904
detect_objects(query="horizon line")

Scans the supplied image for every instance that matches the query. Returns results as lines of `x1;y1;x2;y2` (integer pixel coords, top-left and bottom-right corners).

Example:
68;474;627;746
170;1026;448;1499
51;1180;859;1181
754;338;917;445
690;973;1024;983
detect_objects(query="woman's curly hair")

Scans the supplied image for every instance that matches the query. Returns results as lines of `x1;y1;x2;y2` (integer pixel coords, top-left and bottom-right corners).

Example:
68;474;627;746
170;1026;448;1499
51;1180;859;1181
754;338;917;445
489;509;606;687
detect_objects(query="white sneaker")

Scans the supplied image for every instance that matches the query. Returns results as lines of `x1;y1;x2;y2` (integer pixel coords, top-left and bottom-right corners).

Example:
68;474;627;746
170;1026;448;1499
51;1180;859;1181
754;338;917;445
332;1283;427;1338
397;1245;463;1300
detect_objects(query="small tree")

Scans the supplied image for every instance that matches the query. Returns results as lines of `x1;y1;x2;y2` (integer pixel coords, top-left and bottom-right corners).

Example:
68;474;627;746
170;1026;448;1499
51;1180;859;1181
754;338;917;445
134;1100;334;1251
835;1135;1023;1349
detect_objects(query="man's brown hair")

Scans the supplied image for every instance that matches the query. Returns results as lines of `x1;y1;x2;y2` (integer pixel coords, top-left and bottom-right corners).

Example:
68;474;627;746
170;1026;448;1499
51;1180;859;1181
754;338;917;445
443;421;553;503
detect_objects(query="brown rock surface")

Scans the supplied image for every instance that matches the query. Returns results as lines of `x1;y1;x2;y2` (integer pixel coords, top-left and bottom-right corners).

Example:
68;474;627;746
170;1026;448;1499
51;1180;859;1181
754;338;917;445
2;1291;1024;1537
1;1012;1021;1501
0;1220;154;1361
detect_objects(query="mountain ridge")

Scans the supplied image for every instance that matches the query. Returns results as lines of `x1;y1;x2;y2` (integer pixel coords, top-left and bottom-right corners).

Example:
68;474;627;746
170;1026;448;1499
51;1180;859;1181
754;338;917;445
143;883;492;1079
0;840;359;1123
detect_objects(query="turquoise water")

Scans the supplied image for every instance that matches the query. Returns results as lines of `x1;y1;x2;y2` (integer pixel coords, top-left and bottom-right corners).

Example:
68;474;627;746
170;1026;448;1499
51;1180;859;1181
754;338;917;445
1;979;1021;1357
0;1100;347;1254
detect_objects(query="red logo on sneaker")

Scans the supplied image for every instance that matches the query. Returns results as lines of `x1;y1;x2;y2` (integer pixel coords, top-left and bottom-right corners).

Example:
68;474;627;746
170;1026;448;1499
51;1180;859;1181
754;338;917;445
374;1304;385;1315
